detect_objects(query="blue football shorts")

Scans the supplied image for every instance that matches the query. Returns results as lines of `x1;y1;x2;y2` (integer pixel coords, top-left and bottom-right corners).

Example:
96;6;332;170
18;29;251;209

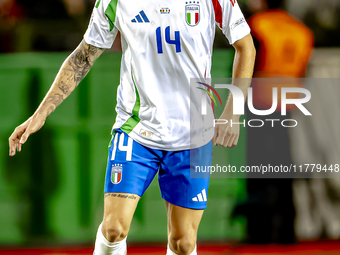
104;129;213;210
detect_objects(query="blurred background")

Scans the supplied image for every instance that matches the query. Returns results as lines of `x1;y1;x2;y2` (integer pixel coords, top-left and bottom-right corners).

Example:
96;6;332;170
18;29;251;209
1;0;340;254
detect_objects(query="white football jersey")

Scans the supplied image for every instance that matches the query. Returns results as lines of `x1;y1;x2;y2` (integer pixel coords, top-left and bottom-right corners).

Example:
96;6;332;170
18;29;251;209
84;0;250;150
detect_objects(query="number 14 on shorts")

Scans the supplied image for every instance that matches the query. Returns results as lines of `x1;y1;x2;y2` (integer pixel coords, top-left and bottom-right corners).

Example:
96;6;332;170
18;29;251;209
111;132;133;161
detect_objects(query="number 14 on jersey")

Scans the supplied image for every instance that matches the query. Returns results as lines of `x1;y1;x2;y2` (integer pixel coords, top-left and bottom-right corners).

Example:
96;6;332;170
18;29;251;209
156;26;182;54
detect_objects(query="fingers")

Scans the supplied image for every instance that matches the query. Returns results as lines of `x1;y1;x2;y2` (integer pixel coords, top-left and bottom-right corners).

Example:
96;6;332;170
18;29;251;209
214;125;240;148
9;116;45;156
9;126;24;156
18;143;22;152
223;130;232;148
233;135;239;147
214;126;226;147
213;127;218;146
9;124;31;156
227;133;239;148
214;126;229;147
19;132;30;144
226;134;234;148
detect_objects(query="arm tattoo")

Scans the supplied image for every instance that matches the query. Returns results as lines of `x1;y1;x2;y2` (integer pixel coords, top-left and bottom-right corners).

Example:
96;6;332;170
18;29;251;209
46;105;56;116
47;93;63;106
58;81;71;95
70;43;104;83
41;41;104;118
57;41;104;95
43;93;63;118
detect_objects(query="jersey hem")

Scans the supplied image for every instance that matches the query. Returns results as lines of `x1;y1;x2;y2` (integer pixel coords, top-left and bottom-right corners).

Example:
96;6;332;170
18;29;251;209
111;127;214;151
126;131;214;151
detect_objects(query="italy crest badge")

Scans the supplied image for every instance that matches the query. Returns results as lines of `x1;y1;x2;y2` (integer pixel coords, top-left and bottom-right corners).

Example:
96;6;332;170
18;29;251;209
111;164;123;184
185;1;200;26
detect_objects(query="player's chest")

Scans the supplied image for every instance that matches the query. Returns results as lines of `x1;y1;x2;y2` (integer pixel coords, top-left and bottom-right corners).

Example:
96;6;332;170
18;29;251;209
116;0;212;35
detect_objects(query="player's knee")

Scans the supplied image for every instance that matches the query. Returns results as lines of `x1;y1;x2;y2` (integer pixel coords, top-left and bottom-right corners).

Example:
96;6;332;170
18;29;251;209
102;222;128;243
169;235;196;255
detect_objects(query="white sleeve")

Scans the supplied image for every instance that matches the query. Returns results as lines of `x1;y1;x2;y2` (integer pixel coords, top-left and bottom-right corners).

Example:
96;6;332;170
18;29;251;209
84;0;119;49
216;0;250;45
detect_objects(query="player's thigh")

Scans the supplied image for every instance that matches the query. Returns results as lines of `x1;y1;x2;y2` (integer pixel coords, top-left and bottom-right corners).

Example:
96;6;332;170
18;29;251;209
166;201;204;237
159;141;213;210
161;142;212;253
102;129;161;240
102;192;140;240
166;202;204;254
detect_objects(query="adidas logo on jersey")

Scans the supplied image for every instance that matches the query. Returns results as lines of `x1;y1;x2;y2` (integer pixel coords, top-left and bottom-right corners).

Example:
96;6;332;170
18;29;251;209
192;189;207;202
131;10;150;23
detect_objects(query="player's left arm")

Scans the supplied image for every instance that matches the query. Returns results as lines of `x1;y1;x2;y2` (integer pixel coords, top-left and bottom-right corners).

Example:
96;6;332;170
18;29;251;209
214;34;256;148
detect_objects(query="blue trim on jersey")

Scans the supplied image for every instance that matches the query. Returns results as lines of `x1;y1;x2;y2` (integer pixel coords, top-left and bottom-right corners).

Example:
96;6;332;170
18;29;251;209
104;129;213;209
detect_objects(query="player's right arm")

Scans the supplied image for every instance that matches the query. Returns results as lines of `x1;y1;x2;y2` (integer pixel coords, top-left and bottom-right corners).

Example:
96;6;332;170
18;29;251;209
9;40;105;156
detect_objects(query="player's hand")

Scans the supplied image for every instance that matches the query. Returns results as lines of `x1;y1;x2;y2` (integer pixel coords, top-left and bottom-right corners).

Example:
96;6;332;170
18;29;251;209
9;114;46;156
214;114;240;148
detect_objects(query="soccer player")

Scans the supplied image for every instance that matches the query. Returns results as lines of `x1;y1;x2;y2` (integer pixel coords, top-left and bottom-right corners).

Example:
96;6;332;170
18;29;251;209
9;0;255;254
